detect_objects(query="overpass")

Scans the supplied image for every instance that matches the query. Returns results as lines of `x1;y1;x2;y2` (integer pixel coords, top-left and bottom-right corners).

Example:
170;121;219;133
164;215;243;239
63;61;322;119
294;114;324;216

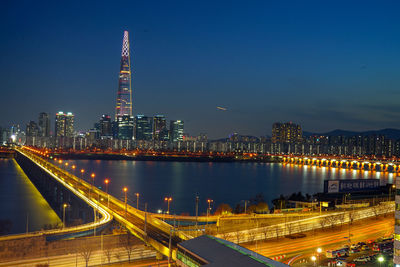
282;155;400;172
15;146;190;261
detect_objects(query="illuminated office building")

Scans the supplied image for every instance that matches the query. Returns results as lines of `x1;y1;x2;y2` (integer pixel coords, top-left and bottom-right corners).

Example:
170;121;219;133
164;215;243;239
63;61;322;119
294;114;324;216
135;115;153;141
170;120;184;142
272;122;302;143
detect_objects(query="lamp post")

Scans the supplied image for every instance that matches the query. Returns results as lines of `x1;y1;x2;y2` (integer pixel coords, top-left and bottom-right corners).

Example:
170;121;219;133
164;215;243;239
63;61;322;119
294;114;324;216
207;199;213;226
62;203;68;229
316;248;322;266
123;187;128;217
311;255;316;266
389;184;395;201
90;173;95;198
80;169;84;180
378;255;384;266
104;179;109;207
164;197;172;214
135;193;139;210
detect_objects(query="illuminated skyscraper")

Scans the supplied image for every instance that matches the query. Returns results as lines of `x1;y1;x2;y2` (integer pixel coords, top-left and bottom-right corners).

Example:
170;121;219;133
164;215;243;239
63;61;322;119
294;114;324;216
153;115;168;141
55;111;74;137
55;112;66;137
170;120;184;142
115;31;132;119
115;31;133;139
135;115;153;141
272;122;302;143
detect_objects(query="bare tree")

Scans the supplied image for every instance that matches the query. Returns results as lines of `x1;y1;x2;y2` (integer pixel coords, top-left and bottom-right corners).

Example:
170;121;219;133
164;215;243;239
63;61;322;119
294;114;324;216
285;222;294;236
79;240;92;267
247;230;256;244
348;210;357;225
120;233;135;263
319;217;327;230
274;225;281;239
337;213;346;228
221;232;231;241
372;205;381;219
234;230;243;244
103;242;114;264
325;215;338;229
262;227;270;240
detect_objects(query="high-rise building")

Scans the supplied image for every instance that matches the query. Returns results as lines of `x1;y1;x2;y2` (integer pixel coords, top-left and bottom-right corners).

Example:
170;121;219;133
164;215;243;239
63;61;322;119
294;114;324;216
38;112;50;137
153;115;168;141
117;115;134;140
272;122;302;143
55;112;66;137
55;111;74;137
115;31;133;140
135;115;153;141
26;121;39;137
99;114;112;137
170;120;184;142
65;112;74;137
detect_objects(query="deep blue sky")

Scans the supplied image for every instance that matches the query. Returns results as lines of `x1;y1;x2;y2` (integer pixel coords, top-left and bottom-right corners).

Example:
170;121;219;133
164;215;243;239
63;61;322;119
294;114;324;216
1;1;400;138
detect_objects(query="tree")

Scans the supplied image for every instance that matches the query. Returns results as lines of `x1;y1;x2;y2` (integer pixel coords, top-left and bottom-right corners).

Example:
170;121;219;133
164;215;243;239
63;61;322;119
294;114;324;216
247;230;256;243
221;232;231;241
274;225;281;239
252;202;269;214
79;240;92;267
348;210;357;225
214;203;233;215
234;230;243;244
120;232;136;262
337;213;346;228
103;242;114;264
319;217;327;230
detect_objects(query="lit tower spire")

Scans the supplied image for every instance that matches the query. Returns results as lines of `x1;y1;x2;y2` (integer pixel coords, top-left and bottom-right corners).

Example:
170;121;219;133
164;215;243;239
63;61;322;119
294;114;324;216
115;30;132;120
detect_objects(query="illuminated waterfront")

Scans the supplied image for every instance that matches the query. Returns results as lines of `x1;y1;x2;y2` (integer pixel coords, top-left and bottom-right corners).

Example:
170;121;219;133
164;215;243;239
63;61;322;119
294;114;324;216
59;160;395;215
0;159;61;234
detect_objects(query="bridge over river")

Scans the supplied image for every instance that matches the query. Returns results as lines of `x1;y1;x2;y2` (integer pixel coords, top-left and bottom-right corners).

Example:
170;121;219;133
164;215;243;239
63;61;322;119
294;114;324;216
14;146;191;261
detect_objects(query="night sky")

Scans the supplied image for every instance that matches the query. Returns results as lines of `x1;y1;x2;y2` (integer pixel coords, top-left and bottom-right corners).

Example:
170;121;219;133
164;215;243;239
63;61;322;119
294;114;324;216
1;1;400;139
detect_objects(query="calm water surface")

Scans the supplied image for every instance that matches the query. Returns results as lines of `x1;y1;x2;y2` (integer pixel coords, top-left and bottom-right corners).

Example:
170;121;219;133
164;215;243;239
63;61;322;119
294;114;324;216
65;160;395;215
0;159;61;234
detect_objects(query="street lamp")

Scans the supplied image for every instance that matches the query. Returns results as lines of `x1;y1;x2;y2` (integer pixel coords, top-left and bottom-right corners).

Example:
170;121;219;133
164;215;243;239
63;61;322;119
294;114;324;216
164;197;172;214
135;193;139;210
90;173;95;198
123;187;128;217
316;248;322;265
80;169;85;180
206;199;213;226
378;255;384;266
310;255;316;266
104;179;109;207
62;203;68;229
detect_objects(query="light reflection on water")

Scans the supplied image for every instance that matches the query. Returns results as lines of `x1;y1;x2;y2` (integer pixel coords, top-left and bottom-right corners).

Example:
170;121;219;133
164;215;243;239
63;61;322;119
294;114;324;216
0;159;61;234
64;160;396;216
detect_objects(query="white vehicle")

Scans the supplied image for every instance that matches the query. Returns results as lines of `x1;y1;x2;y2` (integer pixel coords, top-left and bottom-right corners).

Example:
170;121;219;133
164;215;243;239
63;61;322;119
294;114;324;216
326;248;349;258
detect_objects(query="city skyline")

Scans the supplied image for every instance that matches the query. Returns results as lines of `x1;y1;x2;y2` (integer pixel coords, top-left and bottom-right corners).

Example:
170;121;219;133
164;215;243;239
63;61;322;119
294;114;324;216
2;1;400;138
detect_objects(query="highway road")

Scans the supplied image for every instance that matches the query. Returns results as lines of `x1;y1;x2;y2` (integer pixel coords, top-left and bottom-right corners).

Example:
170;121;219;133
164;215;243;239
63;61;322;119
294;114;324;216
243;215;394;265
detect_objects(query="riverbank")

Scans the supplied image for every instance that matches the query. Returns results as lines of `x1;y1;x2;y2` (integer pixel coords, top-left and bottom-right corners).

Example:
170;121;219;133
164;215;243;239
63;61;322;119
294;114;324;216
52;152;282;163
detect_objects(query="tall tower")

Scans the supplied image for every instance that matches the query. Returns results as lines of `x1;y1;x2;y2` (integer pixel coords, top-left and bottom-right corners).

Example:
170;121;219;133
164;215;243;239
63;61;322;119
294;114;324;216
115;31;134;140
115;31;132;120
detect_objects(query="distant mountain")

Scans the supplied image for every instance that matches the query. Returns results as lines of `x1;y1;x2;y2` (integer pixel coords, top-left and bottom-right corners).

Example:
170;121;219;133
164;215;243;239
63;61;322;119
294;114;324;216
303;128;400;140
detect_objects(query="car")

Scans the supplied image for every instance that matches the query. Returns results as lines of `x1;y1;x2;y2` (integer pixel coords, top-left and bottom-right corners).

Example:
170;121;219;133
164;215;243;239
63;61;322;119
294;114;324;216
350;244;359;249
361;245;370;251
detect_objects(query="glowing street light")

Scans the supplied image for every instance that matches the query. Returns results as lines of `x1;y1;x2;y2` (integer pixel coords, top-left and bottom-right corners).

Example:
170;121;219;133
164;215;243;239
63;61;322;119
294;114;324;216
104;179;110;207
62;203;68;229
90;173;95;198
135;193;140;210
311;255;316;266
378;256;384;266
164;197;172;214
316;248;322;265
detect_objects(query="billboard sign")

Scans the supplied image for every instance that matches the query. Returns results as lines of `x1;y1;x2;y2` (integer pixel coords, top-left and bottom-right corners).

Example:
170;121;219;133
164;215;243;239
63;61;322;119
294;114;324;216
324;179;380;193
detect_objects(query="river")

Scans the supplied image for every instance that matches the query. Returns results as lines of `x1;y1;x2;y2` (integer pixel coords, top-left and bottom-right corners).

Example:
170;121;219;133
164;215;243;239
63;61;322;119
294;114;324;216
0;158;61;235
